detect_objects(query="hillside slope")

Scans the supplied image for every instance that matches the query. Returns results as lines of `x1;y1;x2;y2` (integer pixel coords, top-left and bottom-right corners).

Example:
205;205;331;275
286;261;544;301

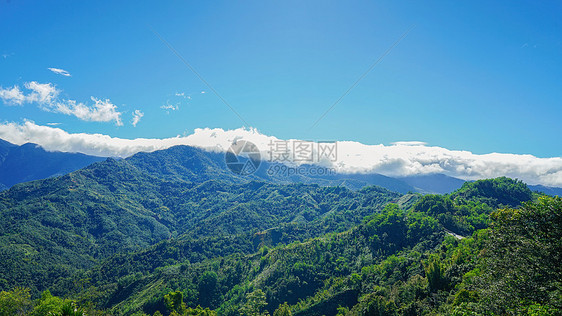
0;145;401;293
40;178;535;315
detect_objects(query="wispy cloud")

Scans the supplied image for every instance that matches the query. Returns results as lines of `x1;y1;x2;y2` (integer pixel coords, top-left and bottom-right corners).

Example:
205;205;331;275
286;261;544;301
174;92;191;100
0;82;59;105
0;121;561;187
48;67;71;77
46;122;61;126
0;86;25;105
45;97;123;126
0;81;123;125
161;92;190;113
26;82;60;103
160;102;179;112
131;110;144;127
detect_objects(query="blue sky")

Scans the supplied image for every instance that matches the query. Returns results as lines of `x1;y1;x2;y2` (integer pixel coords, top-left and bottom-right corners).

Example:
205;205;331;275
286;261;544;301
1;0;561;157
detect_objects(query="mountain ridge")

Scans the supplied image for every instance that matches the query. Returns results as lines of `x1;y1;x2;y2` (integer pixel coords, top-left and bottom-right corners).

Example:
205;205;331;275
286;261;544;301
0;139;556;315
2;139;560;197
0;145;403;292
0;139;105;190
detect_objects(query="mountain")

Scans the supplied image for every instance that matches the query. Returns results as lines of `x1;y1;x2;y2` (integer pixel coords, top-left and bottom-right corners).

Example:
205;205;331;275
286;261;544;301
398;173;466;194
0;139;417;194
528;184;562;197
45;178;540;315
2;139;560;197
0;145;544;293
57;203;446;315
0;145;402;293
0;139;105;190
0;141;555;316
298;170;416;193
0;139;15;161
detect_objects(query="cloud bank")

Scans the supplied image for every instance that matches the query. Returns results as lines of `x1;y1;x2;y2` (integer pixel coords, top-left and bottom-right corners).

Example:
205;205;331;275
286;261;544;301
0;121;561;187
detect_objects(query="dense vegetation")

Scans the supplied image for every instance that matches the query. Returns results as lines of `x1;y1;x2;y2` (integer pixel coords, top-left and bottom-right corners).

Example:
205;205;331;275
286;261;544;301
0;144;559;315
0;146;404;294
2;191;559;315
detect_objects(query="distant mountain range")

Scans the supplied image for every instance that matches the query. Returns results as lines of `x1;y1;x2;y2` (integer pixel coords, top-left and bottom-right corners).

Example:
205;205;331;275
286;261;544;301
397;173;466;194
527;184;562;197
1;138;561;196
0;139;105;190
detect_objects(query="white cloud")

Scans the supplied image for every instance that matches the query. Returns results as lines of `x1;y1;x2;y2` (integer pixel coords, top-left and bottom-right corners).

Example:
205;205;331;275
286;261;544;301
46;122;61;126
0;81;123;125
173;92;191;99
160;102;179;112
201;91;206;94
0;86;26;105
25;81;60;103
391;141;428;146
45;97;123;126
48;67;71;77
0;121;561;187
332;141;562;187
0;82;59;105
131;110;144;127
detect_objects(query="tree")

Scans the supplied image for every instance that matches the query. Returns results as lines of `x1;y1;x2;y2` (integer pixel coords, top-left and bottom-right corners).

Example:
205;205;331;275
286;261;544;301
273;302;292;316
240;289;269;316
0;287;33;316
471;196;562;313
165;290;217;316
59;301;85;316
335;306;349;316
183;306;217;316
198;271;218;307
349;294;397;316
165;291;186;314
31;290;68;316
424;255;448;292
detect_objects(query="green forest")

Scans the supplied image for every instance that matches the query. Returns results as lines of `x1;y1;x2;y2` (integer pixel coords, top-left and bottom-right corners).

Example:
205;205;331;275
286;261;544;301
0;148;560;315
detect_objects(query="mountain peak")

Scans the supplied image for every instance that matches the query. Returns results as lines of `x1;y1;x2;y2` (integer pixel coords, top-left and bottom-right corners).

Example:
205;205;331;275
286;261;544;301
0;138;105;189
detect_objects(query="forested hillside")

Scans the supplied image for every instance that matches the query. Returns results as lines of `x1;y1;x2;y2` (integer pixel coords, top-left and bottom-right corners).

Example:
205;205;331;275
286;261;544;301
0;145;403;294
0;143;559;315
